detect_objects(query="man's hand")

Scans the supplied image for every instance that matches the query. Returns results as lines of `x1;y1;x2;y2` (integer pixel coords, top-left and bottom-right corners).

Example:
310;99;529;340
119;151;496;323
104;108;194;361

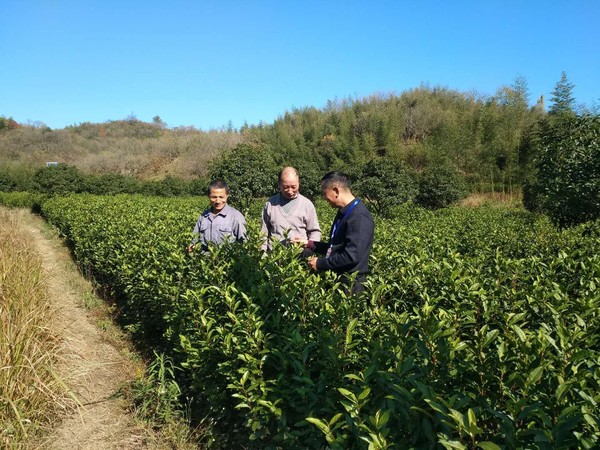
290;237;308;246
186;243;195;253
307;256;318;271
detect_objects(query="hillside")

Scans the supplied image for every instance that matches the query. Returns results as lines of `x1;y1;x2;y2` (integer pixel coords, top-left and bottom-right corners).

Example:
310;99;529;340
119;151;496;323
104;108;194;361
0;119;243;180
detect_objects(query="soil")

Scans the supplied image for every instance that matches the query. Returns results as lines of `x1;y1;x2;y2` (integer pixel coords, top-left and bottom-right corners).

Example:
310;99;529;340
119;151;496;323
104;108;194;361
16;210;173;449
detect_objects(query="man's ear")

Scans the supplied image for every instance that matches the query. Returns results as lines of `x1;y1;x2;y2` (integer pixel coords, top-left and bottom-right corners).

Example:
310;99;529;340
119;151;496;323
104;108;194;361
332;186;340;197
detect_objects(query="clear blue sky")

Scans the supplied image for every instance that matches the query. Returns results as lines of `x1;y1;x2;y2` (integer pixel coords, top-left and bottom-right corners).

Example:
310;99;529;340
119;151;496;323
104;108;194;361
2;1;598;130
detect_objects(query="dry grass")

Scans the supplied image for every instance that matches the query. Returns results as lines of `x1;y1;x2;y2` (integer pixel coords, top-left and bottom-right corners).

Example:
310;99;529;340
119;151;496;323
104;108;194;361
19;210;200;449
458;191;523;208
0;209;72;446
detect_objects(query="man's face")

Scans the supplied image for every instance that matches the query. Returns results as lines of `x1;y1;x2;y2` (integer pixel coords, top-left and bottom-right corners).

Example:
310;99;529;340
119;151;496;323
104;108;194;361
322;185;338;207
208;188;229;213
279;174;299;200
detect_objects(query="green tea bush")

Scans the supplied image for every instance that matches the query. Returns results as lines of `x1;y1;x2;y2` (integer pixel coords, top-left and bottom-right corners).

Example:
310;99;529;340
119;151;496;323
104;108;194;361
0;191;44;209
41;195;600;449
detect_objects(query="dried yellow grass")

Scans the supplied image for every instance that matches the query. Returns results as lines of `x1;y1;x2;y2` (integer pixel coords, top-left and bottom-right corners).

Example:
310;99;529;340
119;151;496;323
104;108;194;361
458;191;522;208
0;209;70;445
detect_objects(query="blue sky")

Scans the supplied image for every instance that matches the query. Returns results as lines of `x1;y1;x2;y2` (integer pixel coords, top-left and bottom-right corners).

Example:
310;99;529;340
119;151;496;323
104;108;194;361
2;1;598;130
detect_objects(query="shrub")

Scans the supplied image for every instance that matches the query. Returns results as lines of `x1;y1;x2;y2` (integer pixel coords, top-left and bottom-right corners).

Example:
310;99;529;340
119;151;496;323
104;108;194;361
32;164;87;195
415;164;468;209
189;176;210;196
354;157;417;215
0;191;44;209
294;160;322;201
0;171;17;192
0;164;36;192
86;173;138;195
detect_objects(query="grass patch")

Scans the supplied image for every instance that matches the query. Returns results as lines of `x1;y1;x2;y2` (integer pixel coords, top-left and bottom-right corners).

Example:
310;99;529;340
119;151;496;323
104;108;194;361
459;191;522;208
121;352;202;449
0;209;72;445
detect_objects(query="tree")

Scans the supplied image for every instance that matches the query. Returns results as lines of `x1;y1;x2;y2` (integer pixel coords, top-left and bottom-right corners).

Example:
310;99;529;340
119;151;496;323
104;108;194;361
549;71;576;116
490;76;533;192
525;114;600;227
32;164;87;195
208;143;278;209
152;115;167;129
415;164;467;209
511;75;530;108
0;116;19;131
354;157;417;215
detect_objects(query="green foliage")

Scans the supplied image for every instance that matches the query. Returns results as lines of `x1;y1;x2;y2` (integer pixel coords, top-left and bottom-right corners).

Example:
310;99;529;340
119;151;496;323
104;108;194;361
415;164;468;209
0;191;43;209
355;157;417;215
137;176;192;197
549;71;576;116
188;176;210;196
208;143;278;208
0;171;17;191
13;163;200;197
525;114;600;227
130;352;185;425
86;173;139;195
0;164;36;192
3;79;596;198
40;194;600;449
245;86;548;193
293;160;323;201
32;164;87;195
0;116;19;131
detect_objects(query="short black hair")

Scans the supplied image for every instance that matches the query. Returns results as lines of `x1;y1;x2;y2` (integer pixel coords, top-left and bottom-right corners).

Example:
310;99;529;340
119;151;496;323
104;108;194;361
207;179;230;195
321;171;351;189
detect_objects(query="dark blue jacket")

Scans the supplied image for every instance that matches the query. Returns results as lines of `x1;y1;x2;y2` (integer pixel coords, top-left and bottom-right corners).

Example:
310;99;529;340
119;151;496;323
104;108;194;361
314;200;374;277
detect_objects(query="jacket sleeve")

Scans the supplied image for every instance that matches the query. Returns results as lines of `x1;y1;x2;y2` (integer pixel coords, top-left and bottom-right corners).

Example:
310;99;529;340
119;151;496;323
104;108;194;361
235;213;247;243
312;240;329;255
191;215;203;244
316;213;372;271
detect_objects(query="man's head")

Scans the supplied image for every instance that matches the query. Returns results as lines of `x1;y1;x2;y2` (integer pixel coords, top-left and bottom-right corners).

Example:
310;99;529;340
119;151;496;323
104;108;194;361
207;180;230;213
321;171;353;208
278;166;300;200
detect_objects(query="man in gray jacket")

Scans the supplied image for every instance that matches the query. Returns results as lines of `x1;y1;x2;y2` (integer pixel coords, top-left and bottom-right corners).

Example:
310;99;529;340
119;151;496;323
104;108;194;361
261;167;321;254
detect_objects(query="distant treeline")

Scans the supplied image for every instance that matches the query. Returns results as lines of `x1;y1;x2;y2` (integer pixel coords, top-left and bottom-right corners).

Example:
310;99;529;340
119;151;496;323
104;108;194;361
1;73;598;223
0;163;209;197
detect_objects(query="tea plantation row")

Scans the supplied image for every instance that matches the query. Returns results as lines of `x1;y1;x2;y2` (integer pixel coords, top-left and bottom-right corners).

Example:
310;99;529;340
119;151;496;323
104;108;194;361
40;195;599;449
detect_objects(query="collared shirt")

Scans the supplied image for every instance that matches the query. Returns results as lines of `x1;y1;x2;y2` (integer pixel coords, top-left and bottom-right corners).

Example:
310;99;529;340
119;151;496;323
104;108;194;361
192;204;246;250
260;193;321;251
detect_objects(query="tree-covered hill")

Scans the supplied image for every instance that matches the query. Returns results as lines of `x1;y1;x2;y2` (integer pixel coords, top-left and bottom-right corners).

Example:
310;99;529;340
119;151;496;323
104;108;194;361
1;73;597;209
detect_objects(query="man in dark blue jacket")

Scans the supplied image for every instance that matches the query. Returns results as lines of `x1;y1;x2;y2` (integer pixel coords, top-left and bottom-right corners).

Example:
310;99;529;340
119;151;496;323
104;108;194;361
294;171;374;294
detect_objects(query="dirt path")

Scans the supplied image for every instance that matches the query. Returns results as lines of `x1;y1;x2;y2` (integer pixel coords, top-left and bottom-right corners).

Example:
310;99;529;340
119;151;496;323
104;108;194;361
17;210;168;449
